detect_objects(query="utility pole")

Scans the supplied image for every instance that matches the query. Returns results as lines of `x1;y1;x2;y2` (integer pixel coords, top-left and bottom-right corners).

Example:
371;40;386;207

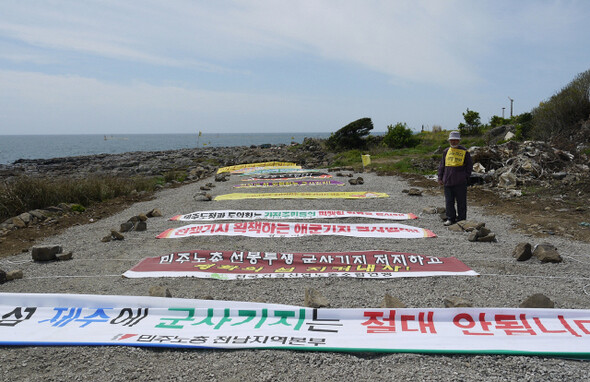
508;97;514;118
502;107;505;119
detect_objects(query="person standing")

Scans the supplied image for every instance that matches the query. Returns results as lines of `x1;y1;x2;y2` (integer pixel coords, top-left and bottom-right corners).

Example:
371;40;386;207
438;131;473;226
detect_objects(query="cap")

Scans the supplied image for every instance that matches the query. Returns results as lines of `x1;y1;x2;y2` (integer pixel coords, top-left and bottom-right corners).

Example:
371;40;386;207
448;131;461;140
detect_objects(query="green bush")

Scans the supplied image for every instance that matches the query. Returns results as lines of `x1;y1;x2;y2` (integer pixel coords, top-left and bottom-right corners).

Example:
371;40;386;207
383;123;420;149
326;118;373;151
530;68;590;141
458;108;484;136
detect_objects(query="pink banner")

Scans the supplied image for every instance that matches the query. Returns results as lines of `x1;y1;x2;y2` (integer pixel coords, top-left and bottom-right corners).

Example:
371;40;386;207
123;250;477;279
235;180;344;188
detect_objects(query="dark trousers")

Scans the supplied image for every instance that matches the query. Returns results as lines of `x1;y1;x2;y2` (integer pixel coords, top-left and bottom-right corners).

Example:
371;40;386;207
444;184;467;222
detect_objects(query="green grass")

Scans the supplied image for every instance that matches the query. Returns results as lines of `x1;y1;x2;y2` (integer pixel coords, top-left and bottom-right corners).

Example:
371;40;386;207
0;175;159;222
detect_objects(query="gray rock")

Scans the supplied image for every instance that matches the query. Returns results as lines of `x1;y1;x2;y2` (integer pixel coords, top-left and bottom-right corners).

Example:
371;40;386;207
477;233;496;242
57;252;73;261
348;178;358;185
18;212;32;225
31;245;63;261
457;220;485;232
120;221;135;232
149;286;172;297
12;216;26;228
519;293;555;308
513;242;532;261
532;243;562;263
6;270;23;280
146;208;163;217
0;269;6;284
443;296;473;308
304;288;329;308
135;221;147;231
138;213;148;222
407;188;423;196
110;230;125;241
379;294;406;308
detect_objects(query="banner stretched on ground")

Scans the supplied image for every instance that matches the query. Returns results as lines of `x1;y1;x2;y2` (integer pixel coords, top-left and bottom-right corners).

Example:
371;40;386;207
234;180;344;188
243;172;331;181
157;222;435;239
123;250;477;279
170;210;418;222
214;192;389;201
2;293;589;358
217;162;299;174
240;168;321;176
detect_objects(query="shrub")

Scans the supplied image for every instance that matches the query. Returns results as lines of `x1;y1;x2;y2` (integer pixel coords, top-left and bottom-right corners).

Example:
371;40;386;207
530;68;590;141
458;108;484;136
383;123;420;149
326;118;373;151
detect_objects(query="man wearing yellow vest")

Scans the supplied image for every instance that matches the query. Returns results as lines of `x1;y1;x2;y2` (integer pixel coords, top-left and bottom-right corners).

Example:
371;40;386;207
437;131;473;226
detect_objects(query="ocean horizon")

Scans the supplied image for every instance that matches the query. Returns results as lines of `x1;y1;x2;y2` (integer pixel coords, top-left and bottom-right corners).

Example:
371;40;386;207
0;132;343;165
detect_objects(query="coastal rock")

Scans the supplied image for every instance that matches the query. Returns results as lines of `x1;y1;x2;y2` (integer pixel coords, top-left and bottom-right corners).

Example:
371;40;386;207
519;293;555;308
149;286;172;298
6;269;24;280
379;294;406;308
443;296;473;308
110;230;125;241
146;208;163;218
135;221;147;231
532;243;562;263
120;221;135;232
513;242;532;261
31;245;62;261
304;288;329;308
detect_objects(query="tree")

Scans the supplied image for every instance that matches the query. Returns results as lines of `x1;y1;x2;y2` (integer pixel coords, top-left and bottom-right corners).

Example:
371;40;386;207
458;108;483;135
383;122;420;149
326;118;374;150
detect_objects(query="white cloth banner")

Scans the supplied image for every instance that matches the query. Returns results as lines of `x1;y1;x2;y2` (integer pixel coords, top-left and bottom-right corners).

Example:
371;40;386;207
157;222;436;239
170;210;418;222
1;293;589;357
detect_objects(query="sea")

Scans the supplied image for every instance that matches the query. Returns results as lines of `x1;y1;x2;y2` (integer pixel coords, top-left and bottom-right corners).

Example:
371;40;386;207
0;133;332;165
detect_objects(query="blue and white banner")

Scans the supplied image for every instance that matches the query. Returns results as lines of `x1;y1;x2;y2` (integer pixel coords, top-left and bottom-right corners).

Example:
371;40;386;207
1;293;589;358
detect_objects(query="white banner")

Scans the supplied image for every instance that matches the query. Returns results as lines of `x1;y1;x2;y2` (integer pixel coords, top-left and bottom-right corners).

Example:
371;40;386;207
157;222;436;239
1;293;589;357
170;210;418;222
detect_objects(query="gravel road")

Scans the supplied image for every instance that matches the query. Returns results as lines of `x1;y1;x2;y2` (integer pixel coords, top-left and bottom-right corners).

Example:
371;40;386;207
1;170;589;381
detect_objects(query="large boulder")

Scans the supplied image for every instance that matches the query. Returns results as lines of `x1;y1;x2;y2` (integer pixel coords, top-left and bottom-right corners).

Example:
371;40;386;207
31;245;63;261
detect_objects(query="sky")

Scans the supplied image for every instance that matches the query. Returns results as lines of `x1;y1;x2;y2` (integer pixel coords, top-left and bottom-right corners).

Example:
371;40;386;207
1;0;589;135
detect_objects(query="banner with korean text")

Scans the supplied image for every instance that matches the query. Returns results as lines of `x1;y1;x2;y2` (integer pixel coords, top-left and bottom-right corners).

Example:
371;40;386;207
217;162;299;174
243;172;331;181
240;168;321;176
214;192;389;201
123;250;477;279
234;180;344;188
2;293;589;358
170;210;418;222
156;222;436;239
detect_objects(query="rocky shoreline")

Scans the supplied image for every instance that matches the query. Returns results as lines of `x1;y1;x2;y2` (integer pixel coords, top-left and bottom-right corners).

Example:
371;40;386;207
0;138;332;180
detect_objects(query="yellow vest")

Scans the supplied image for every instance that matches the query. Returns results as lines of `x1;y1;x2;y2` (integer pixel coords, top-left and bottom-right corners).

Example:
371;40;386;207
445;147;466;167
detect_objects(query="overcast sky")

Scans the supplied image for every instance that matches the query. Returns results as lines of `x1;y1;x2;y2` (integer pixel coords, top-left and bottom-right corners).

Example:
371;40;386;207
1;0;589;135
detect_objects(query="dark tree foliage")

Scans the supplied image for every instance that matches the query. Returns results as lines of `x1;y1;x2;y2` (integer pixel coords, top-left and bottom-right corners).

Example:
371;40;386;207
326;118;374;150
383;122;420;149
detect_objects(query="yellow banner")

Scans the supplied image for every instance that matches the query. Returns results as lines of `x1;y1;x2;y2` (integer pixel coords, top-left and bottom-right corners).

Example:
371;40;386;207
215;191;389;200
445;148;466;167
217;162;298;174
